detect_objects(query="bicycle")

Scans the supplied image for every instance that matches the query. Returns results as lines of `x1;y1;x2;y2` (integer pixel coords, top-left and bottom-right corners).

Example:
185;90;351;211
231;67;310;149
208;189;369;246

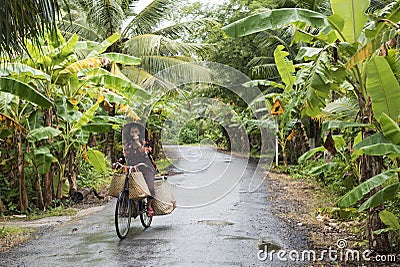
114;163;166;239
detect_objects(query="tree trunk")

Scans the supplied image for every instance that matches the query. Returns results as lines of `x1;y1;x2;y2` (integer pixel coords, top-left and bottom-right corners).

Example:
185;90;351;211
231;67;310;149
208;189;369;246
35;175;45;210
359;99;390;252
104;105;115;162
56;160;66;199
151;131;162;159
361;154;389;253
0;198;6;213
42;108;54;207
16;129;28;212
66;148;78;196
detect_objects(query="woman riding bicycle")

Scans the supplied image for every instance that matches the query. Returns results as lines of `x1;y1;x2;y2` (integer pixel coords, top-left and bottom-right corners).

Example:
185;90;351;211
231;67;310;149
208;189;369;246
122;122;157;217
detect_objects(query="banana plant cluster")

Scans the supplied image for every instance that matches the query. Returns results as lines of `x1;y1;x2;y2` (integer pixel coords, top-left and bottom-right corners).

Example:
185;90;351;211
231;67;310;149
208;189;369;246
0;31;147;210
224;0;400;250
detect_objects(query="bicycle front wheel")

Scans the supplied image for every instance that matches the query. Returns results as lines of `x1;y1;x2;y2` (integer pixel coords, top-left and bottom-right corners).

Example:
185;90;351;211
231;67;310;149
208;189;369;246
115;191;131;239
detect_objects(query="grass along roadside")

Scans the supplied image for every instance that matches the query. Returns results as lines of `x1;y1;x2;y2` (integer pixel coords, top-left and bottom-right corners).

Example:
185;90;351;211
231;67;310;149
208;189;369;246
0;226;35;252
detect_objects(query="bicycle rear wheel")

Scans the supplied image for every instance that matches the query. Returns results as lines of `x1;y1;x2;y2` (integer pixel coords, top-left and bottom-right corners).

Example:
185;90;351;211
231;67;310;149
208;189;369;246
115;191;131;239
139;199;152;228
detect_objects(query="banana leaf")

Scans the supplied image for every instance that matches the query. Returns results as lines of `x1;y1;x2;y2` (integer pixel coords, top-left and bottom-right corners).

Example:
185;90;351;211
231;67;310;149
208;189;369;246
337;169;399;208
358;183;399;212
322;121;373;134
34;147;58;175
102;53;141;65
298;146;325;164
27;127;61;143
0;63;50;81
366;57;400;121
0;77;52;108
87;148;107;173
354;132;400;156
379;210;400;230
330;0;369;43
274;45;296;90
380;113;400;145
222;8;328;38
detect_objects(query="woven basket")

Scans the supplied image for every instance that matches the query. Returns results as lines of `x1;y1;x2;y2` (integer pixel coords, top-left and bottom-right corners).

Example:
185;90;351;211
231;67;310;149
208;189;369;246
128;171;151;200
153;180;176;216
108;173;126;198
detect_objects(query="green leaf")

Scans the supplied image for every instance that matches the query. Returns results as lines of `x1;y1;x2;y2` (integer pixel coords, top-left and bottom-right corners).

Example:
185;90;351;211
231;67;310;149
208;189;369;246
380;113;400;145
337;169;399;208
298;146;325;164
87;33;121;58
60;58;103;74
0;63;50;81
242;80;285;89
274;45;296;90
0;77;52;108
34;147;58;175
330;0;369;43
87;148;107;173
70;102;100;135
222;8;328;38
295;47;323;61
27;127;61;143
358;183;400;211
366;57;400;121
101;53;141;65
82;123;113;133
87;74;150;99
304;53;331;116
354;132;400;156
379;210;400;230
332;135;346;149
322;121;373;134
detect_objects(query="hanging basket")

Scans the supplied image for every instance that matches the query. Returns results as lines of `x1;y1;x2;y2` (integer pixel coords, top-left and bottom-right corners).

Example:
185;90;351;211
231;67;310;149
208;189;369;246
128;171;151;200
108;173;126;198
153;180;176;216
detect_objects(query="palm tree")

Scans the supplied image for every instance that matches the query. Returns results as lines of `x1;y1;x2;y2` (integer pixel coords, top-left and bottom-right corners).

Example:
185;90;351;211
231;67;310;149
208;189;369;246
59;0;216;87
59;0;217;159
0;0;59;56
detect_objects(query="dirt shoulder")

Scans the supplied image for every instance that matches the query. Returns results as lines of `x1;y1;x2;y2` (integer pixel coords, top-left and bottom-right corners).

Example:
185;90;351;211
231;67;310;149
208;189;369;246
265;170;365;252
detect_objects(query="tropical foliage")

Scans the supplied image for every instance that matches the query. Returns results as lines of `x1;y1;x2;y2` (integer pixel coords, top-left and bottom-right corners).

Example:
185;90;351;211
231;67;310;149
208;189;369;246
223;0;400;252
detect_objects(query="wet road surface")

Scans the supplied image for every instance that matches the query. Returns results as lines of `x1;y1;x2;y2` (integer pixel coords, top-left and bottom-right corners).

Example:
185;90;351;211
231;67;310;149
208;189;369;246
0;145;310;266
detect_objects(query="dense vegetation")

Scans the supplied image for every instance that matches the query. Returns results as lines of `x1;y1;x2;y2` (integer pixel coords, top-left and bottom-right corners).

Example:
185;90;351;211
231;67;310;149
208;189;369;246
0;0;399;253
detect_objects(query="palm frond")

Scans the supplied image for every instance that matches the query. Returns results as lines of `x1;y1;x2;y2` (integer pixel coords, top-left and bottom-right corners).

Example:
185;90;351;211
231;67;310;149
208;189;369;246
0;0;59;56
122;65;169;89
139;55;195;75
58;20;102;41
124;58;213;91
295;0;331;14
124;34;212;58
247;57;275;68
247;57;280;79
255;28;295;55
122;0;172;37
321;97;359;121
78;0;126;36
153;18;220;39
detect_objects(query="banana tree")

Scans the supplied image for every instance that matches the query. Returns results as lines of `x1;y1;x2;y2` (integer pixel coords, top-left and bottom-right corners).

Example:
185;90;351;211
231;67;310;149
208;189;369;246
223;0;400;252
0;61;55;211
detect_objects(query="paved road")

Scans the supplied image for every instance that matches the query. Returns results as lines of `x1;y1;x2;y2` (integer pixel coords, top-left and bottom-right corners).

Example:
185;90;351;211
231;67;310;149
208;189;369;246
0;145;310;267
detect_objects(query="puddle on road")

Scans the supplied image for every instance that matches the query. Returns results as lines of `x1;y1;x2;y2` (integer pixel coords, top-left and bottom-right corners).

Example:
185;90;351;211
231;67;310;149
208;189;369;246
258;238;281;252
198;220;234;226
